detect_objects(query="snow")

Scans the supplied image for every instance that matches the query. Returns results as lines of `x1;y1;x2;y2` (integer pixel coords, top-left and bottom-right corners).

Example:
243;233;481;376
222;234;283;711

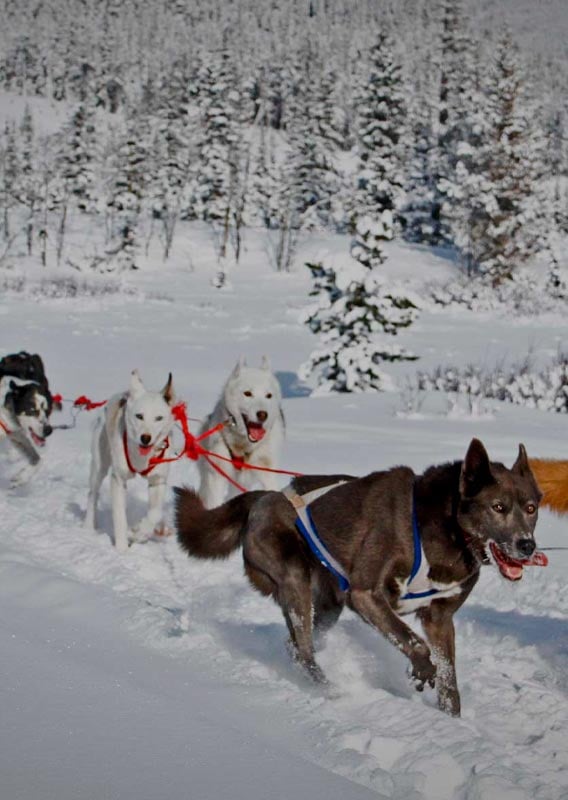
1;226;567;799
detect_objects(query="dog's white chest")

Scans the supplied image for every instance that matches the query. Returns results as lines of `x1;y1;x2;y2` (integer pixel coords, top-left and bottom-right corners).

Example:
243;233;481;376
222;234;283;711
395;581;463;615
395;542;463;615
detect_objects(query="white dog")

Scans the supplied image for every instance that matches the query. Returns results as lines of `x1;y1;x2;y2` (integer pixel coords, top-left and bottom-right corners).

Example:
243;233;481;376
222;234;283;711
86;370;176;552
198;356;285;508
0;376;54;487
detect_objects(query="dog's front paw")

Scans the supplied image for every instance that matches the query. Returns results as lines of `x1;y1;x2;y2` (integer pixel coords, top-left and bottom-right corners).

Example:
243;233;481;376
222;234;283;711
152;524;173;538
410;650;437;692
114;533;130;554
131;518;155;540
10;464;39;488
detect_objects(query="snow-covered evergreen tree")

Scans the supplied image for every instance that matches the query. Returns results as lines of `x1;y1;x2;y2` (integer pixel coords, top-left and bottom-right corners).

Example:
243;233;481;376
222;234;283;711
60;100;99;213
187;50;243;224
186;46;250;283
17;106;43;255
0;122;19;240
105;112;149;270
151;92;191;260
463;34;546;284
300;218;418;394
248;114;280;230
430;0;480;246
353;33;406;231
280;43;343;233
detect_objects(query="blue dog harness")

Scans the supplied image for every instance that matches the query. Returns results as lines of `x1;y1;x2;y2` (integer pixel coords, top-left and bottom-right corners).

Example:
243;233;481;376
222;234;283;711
283;481;351;591
284;483;462;608
399;499;441;601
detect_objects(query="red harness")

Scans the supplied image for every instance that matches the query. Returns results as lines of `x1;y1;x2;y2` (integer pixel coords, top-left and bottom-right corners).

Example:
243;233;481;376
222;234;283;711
0;419;12;435
122;430;170;477
69;395;302;491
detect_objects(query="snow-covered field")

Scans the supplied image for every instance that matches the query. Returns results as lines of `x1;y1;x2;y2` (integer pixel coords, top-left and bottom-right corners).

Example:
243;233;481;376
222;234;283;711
1;228;567;800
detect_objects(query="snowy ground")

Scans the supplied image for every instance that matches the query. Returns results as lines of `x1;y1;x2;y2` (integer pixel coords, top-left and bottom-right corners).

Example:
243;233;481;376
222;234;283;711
1;226;567;800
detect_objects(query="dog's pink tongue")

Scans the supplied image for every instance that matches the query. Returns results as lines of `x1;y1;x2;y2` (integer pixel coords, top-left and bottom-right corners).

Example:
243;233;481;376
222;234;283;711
247;423;266;443
489;543;548;581
489;542;523;581
522;551;548;568
139;444;153;456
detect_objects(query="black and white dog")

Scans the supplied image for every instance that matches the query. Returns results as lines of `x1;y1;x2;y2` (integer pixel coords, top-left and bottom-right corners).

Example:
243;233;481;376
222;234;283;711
0;351;60;486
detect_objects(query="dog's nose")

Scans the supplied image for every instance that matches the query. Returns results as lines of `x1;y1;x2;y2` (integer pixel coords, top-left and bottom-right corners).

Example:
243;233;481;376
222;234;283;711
140;434;152;446
517;538;535;557
256;410;268;423
44;425;53;437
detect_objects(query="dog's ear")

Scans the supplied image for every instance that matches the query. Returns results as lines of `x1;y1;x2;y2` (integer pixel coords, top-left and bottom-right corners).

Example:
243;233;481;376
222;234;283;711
260;355;271;372
512;443;530;476
129;369;145;399
460;438;494;498
231;355;247;378
4;382;17;414
162;372;175;405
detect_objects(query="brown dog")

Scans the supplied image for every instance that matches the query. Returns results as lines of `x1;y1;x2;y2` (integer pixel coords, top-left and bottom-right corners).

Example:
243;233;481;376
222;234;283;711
528;459;568;515
175;439;546;716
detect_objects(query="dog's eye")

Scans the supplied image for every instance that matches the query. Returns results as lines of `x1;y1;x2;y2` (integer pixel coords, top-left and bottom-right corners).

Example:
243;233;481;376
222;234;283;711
526;503;536;515
266;393;272;399
492;502;505;513
155;416;163;422
135;413;144;420
243;391;253;397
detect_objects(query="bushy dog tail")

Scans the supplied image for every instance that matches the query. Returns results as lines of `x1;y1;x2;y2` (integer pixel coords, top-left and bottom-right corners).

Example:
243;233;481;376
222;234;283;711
529;459;568;515
174;487;267;558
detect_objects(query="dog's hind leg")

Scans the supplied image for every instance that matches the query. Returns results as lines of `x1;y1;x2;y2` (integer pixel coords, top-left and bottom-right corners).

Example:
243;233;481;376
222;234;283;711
312;569;345;644
85;418;109;530
279;564;327;684
244;496;328;684
245;539;319;676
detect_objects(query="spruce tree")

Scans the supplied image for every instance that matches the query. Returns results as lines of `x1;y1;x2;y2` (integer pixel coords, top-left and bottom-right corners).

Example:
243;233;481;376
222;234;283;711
0;122;19;240
17;106;42;255
300;217;418;394
354;33;406;230
466;34;546;284
105;112;149;270
405;0;478;247
151;90;191;260
61;100;99;213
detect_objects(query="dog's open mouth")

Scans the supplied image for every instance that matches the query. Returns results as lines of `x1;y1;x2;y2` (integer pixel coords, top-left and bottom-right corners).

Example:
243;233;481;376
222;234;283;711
489;542;548;581
138;443;153;456
243;415;266;443
29;430;46;447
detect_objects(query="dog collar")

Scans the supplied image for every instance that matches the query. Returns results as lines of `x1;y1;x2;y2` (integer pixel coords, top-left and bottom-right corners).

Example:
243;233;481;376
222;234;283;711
283;482;350;591
0;418;12;435
122;431;170;476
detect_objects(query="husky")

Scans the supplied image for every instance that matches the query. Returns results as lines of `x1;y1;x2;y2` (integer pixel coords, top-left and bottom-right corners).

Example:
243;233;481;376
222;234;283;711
0;351;60;487
86;370;176;553
175;438;546;716
197;356;285;508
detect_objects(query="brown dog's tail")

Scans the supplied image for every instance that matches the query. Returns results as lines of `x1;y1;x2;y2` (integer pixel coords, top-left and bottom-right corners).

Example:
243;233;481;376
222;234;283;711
528;459;568;515
174;487;267;558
